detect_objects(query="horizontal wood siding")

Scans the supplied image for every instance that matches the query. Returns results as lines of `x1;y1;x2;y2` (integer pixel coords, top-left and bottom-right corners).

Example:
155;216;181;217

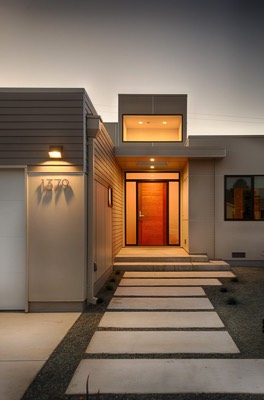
0;90;85;166
94;126;124;258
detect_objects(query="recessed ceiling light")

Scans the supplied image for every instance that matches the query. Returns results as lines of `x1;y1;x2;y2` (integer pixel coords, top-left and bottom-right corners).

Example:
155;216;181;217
150;166;155;169
162;121;167;125
150;158;155;162
138;121;143;125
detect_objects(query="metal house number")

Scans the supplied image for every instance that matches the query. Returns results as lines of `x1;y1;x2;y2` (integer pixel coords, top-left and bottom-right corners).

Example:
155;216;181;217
41;178;70;191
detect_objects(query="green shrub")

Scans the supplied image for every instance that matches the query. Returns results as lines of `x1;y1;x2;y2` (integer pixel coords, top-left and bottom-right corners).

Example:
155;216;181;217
231;276;239;283
96;297;104;304
109;277;116;283
106;283;114;291
220;287;228;293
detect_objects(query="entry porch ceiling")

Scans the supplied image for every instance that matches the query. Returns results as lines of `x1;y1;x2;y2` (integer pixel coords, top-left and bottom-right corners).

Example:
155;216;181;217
114;146;226;171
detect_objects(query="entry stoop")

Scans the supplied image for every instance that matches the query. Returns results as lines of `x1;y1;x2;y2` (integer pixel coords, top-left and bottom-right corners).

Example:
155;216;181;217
113;247;230;271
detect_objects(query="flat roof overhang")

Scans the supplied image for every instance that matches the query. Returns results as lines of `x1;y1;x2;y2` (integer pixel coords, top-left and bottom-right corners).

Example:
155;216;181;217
114;146;226;171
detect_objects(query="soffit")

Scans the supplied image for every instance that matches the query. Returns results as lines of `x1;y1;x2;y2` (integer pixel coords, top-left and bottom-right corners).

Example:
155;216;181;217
115;156;188;171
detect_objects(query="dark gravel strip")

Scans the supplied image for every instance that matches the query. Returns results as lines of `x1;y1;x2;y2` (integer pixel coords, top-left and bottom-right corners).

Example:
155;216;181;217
21;267;264;400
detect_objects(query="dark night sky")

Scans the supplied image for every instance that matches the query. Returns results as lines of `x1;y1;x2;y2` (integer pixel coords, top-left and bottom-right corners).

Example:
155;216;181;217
0;0;263;135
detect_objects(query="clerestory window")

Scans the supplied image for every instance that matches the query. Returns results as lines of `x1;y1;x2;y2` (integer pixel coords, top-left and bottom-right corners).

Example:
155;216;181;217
123;115;182;142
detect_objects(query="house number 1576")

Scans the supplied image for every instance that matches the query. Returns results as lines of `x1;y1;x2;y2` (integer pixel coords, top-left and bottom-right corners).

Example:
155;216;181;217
41;179;70;191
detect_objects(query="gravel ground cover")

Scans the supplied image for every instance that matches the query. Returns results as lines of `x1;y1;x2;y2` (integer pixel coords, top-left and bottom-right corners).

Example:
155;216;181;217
21;267;264;400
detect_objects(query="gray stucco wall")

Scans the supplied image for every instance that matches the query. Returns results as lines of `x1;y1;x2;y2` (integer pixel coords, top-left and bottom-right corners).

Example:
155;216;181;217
188;135;264;262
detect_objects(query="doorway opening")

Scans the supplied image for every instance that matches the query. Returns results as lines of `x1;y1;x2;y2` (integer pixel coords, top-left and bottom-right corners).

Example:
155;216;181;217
125;172;180;246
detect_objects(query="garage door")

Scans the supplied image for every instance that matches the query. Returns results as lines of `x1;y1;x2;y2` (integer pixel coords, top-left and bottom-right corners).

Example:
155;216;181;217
0;169;26;310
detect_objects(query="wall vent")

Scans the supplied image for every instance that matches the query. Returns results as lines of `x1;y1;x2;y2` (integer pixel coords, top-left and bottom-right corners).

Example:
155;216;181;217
232;252;246;258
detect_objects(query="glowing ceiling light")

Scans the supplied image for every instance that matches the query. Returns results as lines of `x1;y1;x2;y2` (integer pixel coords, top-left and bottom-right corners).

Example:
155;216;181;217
150;166;155;169
150;158;155;162
162;121;167;125
138;121;143;125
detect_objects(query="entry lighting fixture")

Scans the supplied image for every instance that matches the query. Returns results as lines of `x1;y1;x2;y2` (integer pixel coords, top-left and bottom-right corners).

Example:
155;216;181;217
162;121;167;125
150;166;155;169
150;158;155;162
48;146;63;159
138;121;143;125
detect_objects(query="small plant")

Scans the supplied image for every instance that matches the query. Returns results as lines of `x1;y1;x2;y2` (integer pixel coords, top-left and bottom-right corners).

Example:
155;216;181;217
115;269;121;275
106;283;114;291
227;296;238;305
96;297;104;304
231;276;239;283
220;287;228;293
109;277;116;283
85;374;100;399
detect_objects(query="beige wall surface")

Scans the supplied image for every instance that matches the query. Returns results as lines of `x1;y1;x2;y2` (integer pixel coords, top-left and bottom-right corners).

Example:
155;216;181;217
188;136;264;261
188;160;215;258
94;181;112;289
28;173;86;302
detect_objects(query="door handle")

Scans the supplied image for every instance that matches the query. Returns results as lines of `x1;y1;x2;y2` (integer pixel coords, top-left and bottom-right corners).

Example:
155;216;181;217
139;210;145;217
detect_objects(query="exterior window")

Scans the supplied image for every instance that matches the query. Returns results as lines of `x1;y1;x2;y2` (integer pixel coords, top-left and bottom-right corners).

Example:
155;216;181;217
225;176;264;221
123;115;182;142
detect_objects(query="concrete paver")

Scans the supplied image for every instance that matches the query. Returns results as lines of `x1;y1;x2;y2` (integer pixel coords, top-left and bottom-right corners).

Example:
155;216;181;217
98;311;225;328
0;361;45;400
66;359;264;395
86;331;239;354
120;278;222;286
0;312;80;400
114;286;206;296
108;297;214;310
124;271;235;278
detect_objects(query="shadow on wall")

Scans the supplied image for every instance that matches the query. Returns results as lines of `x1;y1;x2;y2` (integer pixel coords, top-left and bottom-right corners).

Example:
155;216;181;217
35;183;74;206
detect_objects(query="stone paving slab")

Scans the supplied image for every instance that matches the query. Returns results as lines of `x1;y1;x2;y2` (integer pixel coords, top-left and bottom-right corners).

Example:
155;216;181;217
86;331;239;354
124;271;235;278
66;359;264;394
119;278;222;286
99;311;224;328
108;297;214;310
114;286;206;297
0;361;45;400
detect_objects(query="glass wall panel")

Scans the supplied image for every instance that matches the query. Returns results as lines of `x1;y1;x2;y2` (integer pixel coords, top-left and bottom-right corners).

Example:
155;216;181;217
126;181;137;244
169;181;180;244
123;115;182;142
126;172;179;180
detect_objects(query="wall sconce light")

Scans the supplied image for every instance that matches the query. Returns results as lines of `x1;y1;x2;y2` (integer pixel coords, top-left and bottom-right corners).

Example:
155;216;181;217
48;146;63;159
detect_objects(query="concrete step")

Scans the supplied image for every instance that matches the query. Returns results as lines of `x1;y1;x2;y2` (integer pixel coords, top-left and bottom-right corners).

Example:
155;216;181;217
123;271;235;278
115;255;209;262
113;261;230;271
66;359;264;395
98;311;225;329
86;331;239;354
108;297;214;310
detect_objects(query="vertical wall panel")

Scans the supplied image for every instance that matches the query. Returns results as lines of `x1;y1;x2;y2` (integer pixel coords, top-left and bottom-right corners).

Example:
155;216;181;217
93;125;123;262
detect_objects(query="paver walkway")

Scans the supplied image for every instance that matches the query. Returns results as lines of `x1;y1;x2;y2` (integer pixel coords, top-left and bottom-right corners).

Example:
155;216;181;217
66;271;264;396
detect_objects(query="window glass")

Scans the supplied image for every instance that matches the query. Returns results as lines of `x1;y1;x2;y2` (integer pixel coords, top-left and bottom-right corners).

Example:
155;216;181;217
123;115;182;142
225;176;264;221
254;176;264;220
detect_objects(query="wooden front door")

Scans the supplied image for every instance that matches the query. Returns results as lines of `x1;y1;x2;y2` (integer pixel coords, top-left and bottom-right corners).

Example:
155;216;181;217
138;182;167;245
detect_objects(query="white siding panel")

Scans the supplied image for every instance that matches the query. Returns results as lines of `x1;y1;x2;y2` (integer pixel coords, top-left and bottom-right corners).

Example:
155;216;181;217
0;169;25;310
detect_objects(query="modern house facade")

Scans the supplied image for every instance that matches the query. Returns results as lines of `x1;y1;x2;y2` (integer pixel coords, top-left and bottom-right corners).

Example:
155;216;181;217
0;88;263;312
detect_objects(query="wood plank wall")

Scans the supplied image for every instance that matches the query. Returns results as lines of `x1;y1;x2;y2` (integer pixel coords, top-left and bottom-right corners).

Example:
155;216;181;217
0;89;85;166
94;124;124;259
